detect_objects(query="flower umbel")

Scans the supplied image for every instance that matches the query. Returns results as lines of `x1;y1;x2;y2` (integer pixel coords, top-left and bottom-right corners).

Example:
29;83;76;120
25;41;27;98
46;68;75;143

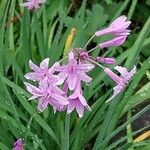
24;15;136;117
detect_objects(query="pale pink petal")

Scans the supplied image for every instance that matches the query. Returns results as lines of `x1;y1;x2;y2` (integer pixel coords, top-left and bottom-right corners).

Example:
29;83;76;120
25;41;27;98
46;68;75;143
40;58;49;69
24;72;42;81
51;93;69;105
48;62;60;74
105;84;123;103
76;102;84;118
67;101;75;114
68;59;77;68
69;51;75;61
29;95;39;100
129;65;136;76
124;65;136;82
114;66;128;77
78;72;92;83
24;82;42;96
77;63;94;72
56;72;68;85
104;68;122;84
29;60;40;72
95;27;110;36
67;74;77;90
52;85;65;95
78;94;88;106
39;77;49;90
99;36;127;48
37;97;49;112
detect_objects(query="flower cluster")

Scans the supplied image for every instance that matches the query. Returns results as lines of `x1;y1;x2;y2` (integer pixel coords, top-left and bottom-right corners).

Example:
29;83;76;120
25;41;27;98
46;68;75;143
24;52;93;117
24;16;136;118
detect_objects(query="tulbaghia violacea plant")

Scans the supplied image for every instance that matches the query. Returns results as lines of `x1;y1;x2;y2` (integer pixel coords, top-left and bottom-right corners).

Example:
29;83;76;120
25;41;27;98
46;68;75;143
24;15;136;118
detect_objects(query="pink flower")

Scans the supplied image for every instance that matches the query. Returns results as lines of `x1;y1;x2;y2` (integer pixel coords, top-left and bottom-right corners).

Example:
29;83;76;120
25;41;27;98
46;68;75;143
25;59;60;84
56;52;94;90
96;57;116;64
20;0;46;10
67;80;91;118
24;78;69;112
13;139;24;150
95;15;131;36
104;65;136;102
98;36;127;48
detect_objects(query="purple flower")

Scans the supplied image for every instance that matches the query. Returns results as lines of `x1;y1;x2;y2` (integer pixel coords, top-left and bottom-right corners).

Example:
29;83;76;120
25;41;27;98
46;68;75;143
25;59;60;84
20;0;46;10
96;57;116;64
67;80;91;118
98;36;127;48
13;139;24;150
24;78;69;112
95;15;131;37
104;65;136;102
56;52;94;90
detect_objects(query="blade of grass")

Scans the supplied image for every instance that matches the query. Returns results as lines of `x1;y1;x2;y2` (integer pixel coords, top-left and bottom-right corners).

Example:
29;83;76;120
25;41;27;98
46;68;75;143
95;104;150;150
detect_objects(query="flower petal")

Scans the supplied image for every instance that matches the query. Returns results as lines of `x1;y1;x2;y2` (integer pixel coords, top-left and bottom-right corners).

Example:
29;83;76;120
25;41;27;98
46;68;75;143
78;94;88;106
40;58;50;69
24;82;42;96
69;52;75;61
67;100;75;114
67;74;77;90
51;93;69;105
114;66;128;77
24;72;42;81
37;97;49;112
76;101;84;118
49;62;60;74
56;73;67;85
78;72;92;83
77;63;94;72
29;60;40;72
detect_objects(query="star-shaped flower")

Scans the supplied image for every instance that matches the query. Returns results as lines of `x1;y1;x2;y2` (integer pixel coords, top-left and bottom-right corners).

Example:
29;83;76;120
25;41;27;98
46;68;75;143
104;65;136;102
56;52;94;90
24;78;69;112
67;80;91;118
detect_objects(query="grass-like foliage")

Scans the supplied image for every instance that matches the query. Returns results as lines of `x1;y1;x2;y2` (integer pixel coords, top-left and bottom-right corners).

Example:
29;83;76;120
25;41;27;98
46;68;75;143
0;0;150;149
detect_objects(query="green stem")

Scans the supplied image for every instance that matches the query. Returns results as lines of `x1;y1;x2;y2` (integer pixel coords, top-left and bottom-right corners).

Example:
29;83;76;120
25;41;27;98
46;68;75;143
83;34;95;50
127;0;137;20
64;114;70;150
126;110;134;150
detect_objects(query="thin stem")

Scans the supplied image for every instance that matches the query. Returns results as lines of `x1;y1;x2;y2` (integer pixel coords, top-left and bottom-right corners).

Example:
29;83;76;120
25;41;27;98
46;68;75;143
86;58;105;69
87;45;100;53
64;114;70;150
58;56;68;63
83;34;95;50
